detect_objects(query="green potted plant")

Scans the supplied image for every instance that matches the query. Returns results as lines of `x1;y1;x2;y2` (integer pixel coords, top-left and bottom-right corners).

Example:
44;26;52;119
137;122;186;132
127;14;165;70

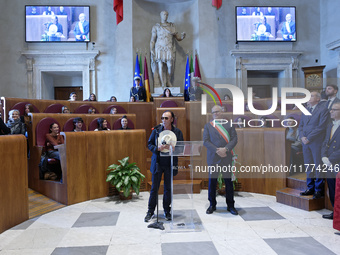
106;156;145;199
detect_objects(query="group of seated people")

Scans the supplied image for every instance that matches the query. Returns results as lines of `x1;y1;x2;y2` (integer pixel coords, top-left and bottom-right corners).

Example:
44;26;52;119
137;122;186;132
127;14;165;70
0;103;34;135
39;114;131;181
0;99;133;182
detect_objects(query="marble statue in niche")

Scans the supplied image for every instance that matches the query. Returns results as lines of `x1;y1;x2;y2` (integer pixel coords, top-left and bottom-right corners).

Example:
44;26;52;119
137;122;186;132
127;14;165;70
150;11;186;88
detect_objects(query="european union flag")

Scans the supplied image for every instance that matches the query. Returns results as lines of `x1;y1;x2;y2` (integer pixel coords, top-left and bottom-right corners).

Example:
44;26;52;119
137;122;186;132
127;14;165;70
184;56;190;101
133;54;143;87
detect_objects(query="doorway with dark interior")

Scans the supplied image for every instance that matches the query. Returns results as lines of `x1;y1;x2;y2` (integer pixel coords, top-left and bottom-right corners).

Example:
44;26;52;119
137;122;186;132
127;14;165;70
54;87;83;101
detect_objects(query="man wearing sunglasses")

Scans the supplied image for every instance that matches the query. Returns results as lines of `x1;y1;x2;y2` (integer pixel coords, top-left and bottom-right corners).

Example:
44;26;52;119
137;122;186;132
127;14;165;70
145;110;183;222
321;102;340;220
203;105;238;215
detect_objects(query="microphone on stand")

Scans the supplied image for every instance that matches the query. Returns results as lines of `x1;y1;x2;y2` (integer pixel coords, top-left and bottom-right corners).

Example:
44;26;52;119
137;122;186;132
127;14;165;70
152;124;162;130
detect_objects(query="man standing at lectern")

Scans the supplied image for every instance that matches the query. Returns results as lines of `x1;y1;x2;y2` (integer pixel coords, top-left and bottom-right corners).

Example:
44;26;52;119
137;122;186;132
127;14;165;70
145;110;183;222
203;105;238;215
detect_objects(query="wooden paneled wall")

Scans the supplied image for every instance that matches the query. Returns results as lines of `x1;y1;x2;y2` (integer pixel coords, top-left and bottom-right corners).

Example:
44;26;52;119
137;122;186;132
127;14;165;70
0;135;28;234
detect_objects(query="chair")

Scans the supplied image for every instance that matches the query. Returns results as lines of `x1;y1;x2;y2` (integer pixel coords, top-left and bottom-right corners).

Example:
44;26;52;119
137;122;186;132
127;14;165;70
36;117;63;179
222;103;233;112
11;102;40;116
44;103;64;113
266;100;281;111
103;105;127;114
113;117;135;130
63;118;87;132
245;102;265;111
88;118;112;131
36;117;60;146
286;104;295;110
73;104;98;114
160;100;178;108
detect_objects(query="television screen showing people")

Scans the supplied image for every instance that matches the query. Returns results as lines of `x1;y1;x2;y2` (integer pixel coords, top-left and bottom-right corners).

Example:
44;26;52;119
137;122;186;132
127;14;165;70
25;5;90;42
236;6;296;42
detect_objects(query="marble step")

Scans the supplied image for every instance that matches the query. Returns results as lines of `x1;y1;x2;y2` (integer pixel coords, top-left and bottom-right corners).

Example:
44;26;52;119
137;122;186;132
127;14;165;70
287;173;307;191
276;187;325;211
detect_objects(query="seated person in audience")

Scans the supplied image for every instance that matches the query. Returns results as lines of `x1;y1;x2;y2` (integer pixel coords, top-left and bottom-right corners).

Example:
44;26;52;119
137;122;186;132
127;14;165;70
43;6;54;16
240;7;248;15
252;91;260;98
29;6;39;15
0;117;10;135
236;117;246;128
260;116;271;128
88;93;97;101
94;118;110;131
6;109;25;135
245;103;250;111
130;96;136;102
162;88;173;97
57;6;67;15
69;92;77;101
285;117;303;174
224;94;231;100
61;106;70;114
120;115;131;130
88;107;96;114
110;96;117;102
110;107;118;114
39;123;64;180
252;7;263;16
73;117;84;132
130;76;146;101
21;103;34;124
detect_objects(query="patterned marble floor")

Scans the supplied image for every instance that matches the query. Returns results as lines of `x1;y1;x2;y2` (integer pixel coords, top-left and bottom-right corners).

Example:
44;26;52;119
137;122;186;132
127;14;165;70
0;190;339;255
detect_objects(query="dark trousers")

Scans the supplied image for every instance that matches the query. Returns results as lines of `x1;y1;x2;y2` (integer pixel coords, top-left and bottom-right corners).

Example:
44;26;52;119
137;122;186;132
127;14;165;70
302;143;324;192
289;147;304;175
327;177;336;207
208;175;235;208
148;166;171;214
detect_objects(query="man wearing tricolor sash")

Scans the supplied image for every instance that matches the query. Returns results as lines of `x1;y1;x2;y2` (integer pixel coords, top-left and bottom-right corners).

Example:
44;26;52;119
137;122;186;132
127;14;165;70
203;105;238;215
74;13;89;41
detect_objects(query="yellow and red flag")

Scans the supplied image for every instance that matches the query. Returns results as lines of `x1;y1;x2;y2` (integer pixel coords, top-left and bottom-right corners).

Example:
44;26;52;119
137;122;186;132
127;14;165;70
144;57;151;102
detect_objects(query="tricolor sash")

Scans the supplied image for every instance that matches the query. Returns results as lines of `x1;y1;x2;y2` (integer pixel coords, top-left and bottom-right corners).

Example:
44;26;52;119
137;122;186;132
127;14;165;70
210;121;238;180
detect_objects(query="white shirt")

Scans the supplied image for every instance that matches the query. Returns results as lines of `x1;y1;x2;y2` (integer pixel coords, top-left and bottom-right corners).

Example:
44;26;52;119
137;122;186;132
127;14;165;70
331;120;340;138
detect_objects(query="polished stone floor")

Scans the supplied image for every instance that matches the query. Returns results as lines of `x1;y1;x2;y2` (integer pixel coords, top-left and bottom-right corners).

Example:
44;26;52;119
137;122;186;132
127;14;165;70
0;190;339;255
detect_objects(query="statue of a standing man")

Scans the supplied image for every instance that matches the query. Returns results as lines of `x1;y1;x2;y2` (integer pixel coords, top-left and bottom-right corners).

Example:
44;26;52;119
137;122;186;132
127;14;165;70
150;11;186;88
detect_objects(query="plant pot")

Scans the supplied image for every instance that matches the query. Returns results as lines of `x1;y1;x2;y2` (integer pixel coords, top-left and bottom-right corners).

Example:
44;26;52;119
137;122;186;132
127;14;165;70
217;187;226;196
119;190;133;200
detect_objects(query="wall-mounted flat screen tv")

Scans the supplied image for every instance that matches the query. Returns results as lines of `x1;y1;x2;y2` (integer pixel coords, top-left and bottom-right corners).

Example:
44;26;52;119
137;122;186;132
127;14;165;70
236;6;296;42
25;5;90;42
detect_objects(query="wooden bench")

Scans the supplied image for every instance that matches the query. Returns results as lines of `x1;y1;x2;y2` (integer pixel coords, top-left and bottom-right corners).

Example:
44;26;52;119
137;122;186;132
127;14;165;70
0;135;28;233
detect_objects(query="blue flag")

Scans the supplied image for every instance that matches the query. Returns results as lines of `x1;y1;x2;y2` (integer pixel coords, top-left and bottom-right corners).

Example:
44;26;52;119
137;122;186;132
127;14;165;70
184;56;190;101
133;54;143;87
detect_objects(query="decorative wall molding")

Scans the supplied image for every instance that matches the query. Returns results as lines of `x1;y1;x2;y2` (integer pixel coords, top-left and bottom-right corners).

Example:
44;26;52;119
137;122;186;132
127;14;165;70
326;39;340;51
21;50;100;99
230;50;303;94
